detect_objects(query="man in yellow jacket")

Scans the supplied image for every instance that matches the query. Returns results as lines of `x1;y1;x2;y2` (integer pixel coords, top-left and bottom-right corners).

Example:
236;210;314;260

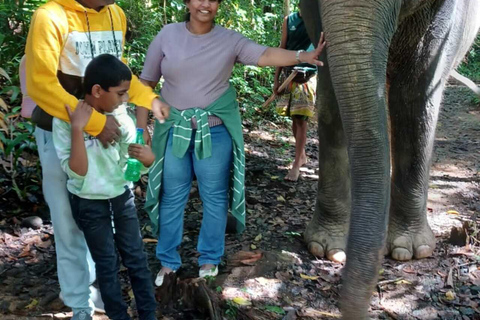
25;1;168;319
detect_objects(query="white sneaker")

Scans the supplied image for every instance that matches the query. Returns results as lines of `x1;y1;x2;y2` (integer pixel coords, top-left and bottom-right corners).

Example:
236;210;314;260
155;268;176;287
199;265;218;278
89;285;105;314
58;285;105;314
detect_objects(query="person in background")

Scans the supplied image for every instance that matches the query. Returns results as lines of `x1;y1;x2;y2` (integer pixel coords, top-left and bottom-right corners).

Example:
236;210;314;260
24;0;168;318
137;0;325;287
274;9;318;182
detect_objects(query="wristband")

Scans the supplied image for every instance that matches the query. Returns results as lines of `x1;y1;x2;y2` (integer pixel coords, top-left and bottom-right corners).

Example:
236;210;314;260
296;49;305;64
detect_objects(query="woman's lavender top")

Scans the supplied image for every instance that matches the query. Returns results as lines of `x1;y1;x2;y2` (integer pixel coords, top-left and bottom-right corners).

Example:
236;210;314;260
141;22;268;112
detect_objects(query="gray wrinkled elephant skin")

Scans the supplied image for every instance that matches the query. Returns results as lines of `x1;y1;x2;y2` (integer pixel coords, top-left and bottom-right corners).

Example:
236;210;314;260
299;0;480;319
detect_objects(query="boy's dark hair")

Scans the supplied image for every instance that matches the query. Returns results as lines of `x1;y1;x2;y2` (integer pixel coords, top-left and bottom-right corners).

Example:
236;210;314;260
83;54;132;94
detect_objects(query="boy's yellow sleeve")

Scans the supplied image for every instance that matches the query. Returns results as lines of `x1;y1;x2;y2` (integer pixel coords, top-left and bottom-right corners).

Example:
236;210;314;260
25;7;106;136
127;71;158;110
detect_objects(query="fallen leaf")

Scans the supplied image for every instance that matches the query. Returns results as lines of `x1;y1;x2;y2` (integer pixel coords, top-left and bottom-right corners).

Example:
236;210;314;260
270;176;279;180
277;195;285;202
264;305;285;315
450;247;474;257
18;244;32;258
233;297;252;306
394;279;412;285
445;290;456;301
402;266;416;274
25;298;38;310
250;244;257;250
447;210;460;215
23;235;42;245
446;268;454;287
240;253;263;265
298;308;340;318
142;238;158;243
254;234;262;242
36;239;52;249
300;274;319;280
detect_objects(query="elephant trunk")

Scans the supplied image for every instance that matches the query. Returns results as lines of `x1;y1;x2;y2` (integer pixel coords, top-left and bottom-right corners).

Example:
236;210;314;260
319;1;401;319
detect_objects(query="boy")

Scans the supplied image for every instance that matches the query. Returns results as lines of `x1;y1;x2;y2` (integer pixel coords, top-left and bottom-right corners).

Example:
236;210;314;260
52;54;157;320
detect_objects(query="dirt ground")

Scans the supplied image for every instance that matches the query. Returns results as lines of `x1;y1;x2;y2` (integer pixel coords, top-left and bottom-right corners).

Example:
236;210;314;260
0;85;479;319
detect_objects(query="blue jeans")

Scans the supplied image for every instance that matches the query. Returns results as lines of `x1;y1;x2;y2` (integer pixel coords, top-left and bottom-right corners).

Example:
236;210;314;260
157;125;233;270
34;127;95;315
70;188;157;320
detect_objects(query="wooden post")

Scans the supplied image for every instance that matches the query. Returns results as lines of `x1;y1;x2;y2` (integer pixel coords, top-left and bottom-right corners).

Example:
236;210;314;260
261;70;298;108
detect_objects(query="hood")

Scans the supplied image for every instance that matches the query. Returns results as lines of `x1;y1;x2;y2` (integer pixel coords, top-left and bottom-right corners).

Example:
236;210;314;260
51;0;113;14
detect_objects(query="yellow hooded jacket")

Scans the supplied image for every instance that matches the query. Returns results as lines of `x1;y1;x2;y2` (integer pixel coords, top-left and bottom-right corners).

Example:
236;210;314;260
25;0;157;136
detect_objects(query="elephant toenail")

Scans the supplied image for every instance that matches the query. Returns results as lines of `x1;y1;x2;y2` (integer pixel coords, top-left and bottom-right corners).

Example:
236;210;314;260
328;250;346;263
415;245;433;259
392;248;413;261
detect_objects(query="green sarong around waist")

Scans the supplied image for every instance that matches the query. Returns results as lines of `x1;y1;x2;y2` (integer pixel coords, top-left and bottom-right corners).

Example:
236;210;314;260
144;86;246;234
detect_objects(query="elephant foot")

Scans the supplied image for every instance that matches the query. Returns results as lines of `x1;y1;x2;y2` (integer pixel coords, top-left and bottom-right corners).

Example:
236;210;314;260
305;225;347;263
387;221;436;261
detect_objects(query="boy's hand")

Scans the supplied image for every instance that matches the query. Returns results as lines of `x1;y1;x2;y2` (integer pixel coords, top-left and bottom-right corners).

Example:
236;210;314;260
152;98;170;124
66;101;93;131
128;144;155;167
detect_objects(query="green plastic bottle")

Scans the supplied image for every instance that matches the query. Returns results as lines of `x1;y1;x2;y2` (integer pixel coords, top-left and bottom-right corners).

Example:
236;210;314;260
124;128;145;182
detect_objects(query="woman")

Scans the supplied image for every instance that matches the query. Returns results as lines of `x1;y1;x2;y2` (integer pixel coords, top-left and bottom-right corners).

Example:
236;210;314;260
274;9;318;182
138;0;325;287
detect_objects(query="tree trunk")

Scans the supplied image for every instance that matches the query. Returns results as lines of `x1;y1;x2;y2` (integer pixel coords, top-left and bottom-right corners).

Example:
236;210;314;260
284;0;290;16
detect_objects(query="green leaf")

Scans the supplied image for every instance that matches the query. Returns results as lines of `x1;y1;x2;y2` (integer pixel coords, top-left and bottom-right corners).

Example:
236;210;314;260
0;67;11;82
264;305;285;315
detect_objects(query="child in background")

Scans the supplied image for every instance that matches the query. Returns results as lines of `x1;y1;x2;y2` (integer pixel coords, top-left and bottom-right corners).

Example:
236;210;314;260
52;54;157;320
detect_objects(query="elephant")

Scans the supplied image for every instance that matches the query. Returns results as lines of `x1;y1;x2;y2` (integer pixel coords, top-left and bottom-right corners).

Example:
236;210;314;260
299;0;480;319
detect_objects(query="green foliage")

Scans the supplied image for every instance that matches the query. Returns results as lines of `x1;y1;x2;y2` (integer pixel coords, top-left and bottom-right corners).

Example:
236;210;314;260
0;0;43;201
458;34;480;82
263;305;286;315
225;300;238;319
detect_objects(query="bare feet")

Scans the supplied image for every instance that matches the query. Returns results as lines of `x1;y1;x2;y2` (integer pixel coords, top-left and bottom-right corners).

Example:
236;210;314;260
285;153;307;181
285;166;301;181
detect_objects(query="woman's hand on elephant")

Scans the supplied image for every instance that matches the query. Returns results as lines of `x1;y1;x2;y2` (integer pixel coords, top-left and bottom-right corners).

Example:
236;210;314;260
300;32;326;67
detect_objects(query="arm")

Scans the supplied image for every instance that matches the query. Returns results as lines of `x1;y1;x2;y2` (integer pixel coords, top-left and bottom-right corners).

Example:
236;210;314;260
118;114;155;168
25;8;106;136
258;32;326;67
136;79;158;129
274;16;289;94
135;30;166;138
66;102;92;176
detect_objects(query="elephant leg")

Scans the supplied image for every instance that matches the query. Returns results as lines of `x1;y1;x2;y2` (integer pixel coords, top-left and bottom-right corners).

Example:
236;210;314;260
386;0;478;261
387;78;437;261
304;66;350;263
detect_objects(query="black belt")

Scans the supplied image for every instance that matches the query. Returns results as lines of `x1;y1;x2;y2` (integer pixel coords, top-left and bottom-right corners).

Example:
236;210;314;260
31;106;53;132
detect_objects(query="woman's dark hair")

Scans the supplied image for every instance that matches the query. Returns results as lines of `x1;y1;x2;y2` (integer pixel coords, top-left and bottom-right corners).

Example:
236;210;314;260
184;0;223;21
83;54;132;94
